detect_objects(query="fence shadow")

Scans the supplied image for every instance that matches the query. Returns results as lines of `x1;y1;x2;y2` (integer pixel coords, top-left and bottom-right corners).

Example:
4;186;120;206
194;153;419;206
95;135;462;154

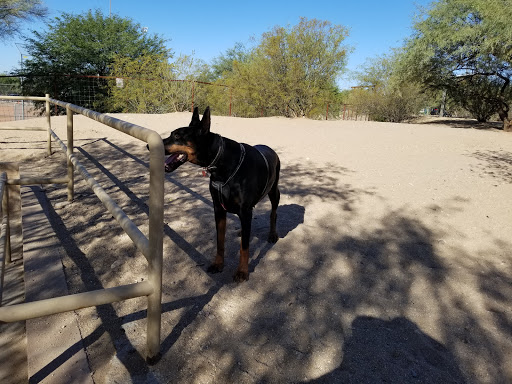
25;136;306;381
28;185;154;383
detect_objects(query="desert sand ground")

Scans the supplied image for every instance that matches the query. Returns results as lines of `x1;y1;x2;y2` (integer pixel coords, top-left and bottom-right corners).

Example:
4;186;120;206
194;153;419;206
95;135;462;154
1;112;511;383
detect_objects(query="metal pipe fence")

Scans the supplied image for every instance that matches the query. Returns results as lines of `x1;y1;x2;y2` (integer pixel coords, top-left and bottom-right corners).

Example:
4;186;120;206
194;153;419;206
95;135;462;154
0;94;164;362
0;172;8;304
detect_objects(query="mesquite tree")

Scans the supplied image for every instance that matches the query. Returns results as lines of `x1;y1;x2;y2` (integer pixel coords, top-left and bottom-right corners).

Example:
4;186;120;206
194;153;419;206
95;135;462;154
0;0;46;39
216;18;350;118
17;9;169;111
402;0;512;130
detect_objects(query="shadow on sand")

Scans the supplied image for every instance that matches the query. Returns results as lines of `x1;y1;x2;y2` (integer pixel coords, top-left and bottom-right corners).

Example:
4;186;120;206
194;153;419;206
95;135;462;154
16;134;512;383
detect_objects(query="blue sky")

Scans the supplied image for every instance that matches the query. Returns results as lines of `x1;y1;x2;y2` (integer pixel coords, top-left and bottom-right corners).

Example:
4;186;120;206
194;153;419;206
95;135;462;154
1;0;432;89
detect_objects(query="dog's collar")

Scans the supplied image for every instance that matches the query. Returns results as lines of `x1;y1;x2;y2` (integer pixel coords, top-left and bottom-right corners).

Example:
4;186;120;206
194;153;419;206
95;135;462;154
203;135;224;174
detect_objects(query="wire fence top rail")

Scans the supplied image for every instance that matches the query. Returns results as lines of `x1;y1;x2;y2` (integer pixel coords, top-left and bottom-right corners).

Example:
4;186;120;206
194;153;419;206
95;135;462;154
0;95;47;101
1;73;366;120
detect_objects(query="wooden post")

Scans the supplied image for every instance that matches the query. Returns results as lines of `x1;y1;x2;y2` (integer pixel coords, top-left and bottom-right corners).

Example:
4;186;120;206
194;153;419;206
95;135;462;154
229;88;232;117
46;94;52;155
191;82;195;112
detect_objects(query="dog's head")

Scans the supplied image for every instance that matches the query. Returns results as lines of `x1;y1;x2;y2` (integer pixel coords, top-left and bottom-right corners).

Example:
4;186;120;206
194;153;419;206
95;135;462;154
162;106;211;172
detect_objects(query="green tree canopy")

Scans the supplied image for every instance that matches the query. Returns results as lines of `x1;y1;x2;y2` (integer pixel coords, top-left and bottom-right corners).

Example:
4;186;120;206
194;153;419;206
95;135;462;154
215;18;349;118
402;0;512;129
18;9;170;111
350;52;426;122
0;0;47;39
23;9;169;75
109;52;208;113
205;42;249;82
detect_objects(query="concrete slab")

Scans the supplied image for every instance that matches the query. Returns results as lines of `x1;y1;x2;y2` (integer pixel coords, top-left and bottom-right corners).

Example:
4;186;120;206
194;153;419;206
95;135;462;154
0;259;26;384
0;162;26;384
22;186;93;384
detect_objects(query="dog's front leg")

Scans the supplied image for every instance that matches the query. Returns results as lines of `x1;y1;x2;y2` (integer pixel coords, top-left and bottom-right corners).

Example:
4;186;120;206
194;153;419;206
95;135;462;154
207;205;226;274
234;208;252;282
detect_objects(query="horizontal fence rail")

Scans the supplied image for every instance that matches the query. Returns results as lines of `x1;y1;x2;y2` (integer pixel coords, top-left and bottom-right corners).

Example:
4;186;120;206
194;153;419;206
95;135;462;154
48;125;150;258
0;94;165;361
0;281;154;322
0;96;47;102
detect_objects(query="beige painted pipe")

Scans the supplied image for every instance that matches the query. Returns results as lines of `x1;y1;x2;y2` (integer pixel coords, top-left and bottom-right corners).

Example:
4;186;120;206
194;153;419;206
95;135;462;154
0;281;153;323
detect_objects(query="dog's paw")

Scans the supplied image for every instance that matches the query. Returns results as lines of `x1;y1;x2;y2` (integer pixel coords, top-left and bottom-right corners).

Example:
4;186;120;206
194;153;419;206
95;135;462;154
207;263;224;274
233;270;249;283
267;231;279;243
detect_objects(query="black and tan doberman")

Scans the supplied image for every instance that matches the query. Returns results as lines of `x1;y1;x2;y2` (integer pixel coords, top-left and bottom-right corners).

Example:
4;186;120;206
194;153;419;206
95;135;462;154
161;107;280;282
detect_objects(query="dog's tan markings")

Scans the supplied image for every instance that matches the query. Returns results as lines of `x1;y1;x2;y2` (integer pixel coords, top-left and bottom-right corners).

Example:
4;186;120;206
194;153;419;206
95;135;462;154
234;247;250;282
164;144;198;163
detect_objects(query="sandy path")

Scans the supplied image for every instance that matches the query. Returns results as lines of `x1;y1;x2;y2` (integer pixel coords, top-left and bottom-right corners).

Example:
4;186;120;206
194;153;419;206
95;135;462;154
1;113;511;383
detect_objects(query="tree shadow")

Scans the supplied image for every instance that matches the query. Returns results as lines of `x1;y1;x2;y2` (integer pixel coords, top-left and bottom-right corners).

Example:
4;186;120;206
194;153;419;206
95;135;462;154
468;150;512;183
415;117;502;131
8;133;512;383
279;160;374;210
155;203;511;383
478;247;512;325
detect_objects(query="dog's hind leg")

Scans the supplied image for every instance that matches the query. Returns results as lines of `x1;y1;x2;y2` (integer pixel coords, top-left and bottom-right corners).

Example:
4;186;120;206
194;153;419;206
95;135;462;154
207;205;226;274
267;161;280;243
234;208;252;282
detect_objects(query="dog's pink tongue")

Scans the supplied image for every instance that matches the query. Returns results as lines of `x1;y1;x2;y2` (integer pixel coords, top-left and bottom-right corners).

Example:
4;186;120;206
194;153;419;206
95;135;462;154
164;153;187;172
165;153;180;166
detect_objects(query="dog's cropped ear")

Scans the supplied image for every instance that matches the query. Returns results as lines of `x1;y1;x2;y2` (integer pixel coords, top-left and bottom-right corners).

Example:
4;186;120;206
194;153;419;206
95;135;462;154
189;107;200;127
200;106;211;135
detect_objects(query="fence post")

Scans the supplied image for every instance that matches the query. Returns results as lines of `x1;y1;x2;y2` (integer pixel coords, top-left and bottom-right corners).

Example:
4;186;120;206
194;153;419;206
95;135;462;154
46;94;52;155
1;173;11;263
146;132;164;363
1;172;9;285
343;104;347;120
66;107;74;201
326;103;329;120
191;82;195;112
229;88;232;117
5;187;10;264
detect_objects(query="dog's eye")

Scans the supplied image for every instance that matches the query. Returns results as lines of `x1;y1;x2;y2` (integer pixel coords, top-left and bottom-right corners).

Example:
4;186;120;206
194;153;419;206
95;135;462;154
174;133;181;140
